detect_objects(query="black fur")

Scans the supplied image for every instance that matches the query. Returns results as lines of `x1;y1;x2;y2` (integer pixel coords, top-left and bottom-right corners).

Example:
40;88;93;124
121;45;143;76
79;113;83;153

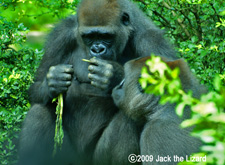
18;0;178;164
111;56;204;165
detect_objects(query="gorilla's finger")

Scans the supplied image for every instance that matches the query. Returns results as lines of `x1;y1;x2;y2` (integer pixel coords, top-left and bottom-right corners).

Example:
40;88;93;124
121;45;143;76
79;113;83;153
88;63;113;77
88;65;106;76
58;81;72;87
88;73;109;84
90;58;112;68
48;80;71;88
47;72;72;81
49;64;74;74
57;73;73;81
60;64;74;73
89;58;100;65
104;70;113;78
91;81;107;89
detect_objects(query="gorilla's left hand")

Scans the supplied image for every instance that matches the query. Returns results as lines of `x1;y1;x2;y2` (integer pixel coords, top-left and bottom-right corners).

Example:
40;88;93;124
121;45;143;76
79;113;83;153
88;58;124;91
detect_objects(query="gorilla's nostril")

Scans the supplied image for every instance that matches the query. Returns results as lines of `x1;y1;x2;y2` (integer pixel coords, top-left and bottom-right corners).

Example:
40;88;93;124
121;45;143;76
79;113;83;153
91;45;98;53
90;44;107;56
99;47;105;53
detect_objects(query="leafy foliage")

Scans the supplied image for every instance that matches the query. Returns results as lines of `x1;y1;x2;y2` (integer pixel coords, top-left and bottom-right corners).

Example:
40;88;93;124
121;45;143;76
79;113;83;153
134;0;225;89
0;15;43;165
0;1;79;164
1;0;225;164
140;55;225;164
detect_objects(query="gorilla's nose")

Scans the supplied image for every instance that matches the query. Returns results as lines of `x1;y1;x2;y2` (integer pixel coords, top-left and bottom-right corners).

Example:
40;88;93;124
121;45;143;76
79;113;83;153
90;43;107;57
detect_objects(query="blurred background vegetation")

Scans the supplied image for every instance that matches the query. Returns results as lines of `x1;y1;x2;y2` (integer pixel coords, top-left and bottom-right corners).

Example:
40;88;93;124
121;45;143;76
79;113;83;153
0;0;224;164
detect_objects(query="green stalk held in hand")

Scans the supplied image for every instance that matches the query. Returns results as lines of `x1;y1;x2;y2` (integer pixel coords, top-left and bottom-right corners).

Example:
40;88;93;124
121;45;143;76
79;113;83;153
52;58;91;157
52;93;64;157
52;58;90;156
53;58;91;156
82;59;91;63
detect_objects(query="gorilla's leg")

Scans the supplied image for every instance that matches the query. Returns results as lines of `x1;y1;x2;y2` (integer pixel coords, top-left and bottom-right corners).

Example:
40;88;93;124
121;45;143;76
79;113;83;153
18;104;75;165
94;111;141;165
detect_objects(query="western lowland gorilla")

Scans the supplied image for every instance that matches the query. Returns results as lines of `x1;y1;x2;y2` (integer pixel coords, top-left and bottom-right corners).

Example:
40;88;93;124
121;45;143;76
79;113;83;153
18;0;178;164
109;56;204;165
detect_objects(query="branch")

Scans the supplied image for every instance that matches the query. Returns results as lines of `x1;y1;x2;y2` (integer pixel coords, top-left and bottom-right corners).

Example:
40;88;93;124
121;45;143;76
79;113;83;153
162;1;191;39
137;0;175;30
209;3;223;36
192;6;203;41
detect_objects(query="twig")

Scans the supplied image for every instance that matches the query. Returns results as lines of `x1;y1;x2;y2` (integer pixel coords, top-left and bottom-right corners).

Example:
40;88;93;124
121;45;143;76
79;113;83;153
82;59;91;63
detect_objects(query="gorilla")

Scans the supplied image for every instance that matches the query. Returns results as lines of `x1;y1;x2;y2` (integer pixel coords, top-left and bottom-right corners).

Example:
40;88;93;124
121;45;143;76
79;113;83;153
18;0;178;164
109;56;204;165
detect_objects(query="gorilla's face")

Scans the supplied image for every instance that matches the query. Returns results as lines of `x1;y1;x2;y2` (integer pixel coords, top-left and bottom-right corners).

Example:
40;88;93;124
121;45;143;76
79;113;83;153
79;26;118;60
112;57;154;121
77;0;132;61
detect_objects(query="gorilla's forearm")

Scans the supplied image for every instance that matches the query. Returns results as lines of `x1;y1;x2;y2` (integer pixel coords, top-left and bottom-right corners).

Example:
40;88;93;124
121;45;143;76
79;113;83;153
28;78;52;105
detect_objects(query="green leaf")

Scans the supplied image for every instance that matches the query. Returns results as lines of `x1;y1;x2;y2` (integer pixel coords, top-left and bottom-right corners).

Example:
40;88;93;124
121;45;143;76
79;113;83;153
213;75;221;91
180;118;202;128
176;103;185;117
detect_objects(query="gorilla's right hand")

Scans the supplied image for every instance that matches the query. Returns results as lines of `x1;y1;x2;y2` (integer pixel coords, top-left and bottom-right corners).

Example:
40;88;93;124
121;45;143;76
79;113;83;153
46;64;74;98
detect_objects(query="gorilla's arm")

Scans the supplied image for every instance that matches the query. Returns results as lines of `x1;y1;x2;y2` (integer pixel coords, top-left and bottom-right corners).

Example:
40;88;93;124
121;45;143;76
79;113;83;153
141;119;201;162
28;16;78;105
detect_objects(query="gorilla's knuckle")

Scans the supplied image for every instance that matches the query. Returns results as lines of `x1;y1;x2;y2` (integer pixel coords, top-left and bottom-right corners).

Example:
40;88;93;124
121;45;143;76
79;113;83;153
88;73;93;79
104;70;113;77
49;66;56;72
106;64;113;70
88;65;94;71
66;81;72;86
65;74;72;80
90;58;97;63
91;81;97;86
102;78;109;84
65;66;73;73
47;73;53;79
46;73;50;79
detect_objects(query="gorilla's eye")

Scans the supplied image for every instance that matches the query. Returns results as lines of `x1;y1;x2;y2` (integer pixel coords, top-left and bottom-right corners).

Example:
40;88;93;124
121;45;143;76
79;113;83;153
118;79;125;89
121;13;130;26
82;35;93;45
138;75;144;93
138;83;144;93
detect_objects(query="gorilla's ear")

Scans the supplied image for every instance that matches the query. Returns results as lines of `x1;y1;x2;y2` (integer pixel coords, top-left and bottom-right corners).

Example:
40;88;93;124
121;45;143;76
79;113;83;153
166;59;188;72
121;13;130;26
166;59;193;84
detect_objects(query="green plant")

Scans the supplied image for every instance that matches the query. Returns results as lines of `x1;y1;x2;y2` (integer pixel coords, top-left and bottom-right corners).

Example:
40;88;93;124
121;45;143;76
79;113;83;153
140;55;225;165
134;0;225;89
1;0;225;164
52;94;64;157
0;15;43;164
0;1;80;163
